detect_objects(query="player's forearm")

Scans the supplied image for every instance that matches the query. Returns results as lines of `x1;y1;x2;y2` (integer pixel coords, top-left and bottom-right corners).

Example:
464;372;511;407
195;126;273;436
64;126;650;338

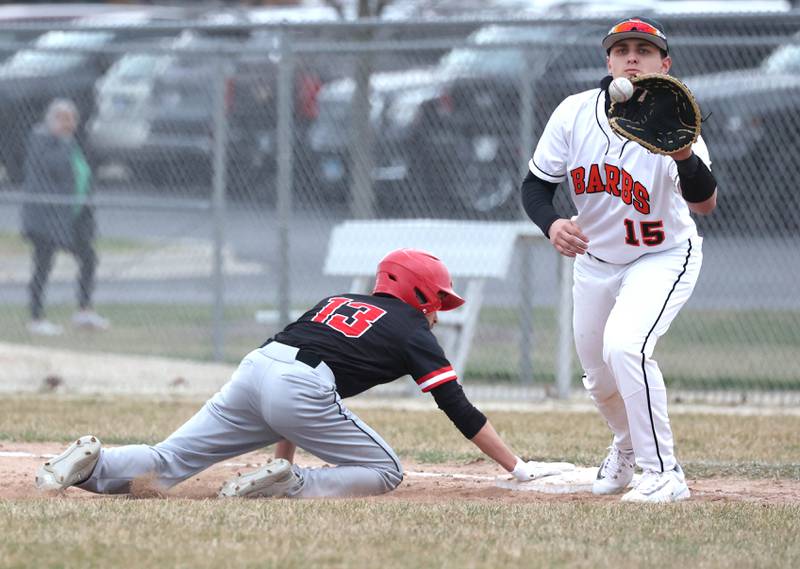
470;421;519;472
275;440;296;463
686;191;717;215
520;170;560;237
676;152;717;215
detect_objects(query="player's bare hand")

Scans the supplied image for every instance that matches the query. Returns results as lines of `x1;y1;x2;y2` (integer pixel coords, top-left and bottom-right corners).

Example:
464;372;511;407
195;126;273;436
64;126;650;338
510;457;576;481
548;218;589;257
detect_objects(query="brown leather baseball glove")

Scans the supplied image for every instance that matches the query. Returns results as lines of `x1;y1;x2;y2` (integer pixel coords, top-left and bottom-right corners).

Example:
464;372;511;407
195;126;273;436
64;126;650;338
608;73;702;155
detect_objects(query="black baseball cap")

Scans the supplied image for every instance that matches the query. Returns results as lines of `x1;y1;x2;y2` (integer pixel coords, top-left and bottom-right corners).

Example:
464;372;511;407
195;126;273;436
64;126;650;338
602;16;668;54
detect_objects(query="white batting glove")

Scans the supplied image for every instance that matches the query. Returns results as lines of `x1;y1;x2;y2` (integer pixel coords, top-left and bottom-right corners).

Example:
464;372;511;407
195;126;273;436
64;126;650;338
510;457;575;482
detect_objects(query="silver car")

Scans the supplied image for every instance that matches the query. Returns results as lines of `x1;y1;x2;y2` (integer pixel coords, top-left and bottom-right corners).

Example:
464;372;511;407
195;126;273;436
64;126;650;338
87;51;173;174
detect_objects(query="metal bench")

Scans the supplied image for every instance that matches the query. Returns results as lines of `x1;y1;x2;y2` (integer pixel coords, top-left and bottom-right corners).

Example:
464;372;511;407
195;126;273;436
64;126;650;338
319;219;543;375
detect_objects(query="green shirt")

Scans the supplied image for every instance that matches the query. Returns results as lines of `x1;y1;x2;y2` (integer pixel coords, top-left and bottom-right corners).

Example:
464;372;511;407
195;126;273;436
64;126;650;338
70;145;91;215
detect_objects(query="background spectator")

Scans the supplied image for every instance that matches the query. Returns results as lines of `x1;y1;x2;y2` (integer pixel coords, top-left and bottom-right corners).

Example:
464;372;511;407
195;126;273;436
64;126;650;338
21;98;109;335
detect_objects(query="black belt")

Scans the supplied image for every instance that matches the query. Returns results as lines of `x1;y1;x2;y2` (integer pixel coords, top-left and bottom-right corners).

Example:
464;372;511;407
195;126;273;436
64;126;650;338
295;348;322;368
263;339;322;368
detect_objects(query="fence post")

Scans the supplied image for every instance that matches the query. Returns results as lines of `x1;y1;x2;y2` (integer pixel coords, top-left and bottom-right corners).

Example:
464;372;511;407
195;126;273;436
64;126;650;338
518;55;536;385
519;55;534;177
556;254;574;399
518;238;534;384
210;57;230;362
348;45;376;219
276;32;295;328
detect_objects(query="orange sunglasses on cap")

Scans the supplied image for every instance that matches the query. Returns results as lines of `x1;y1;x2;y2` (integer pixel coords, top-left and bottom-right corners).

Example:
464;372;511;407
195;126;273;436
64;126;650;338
602;17;668;53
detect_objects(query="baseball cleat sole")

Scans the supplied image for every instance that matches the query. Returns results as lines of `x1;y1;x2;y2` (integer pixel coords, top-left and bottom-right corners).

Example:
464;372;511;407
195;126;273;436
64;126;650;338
36;435;101;491
219;458;300;498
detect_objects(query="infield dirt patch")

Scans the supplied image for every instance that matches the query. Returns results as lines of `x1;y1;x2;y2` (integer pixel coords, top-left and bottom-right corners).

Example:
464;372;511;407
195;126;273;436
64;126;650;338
2;442;799;504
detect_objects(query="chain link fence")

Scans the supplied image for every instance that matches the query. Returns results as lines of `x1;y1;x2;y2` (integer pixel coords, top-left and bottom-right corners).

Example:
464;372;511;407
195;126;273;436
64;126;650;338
0;13;798;400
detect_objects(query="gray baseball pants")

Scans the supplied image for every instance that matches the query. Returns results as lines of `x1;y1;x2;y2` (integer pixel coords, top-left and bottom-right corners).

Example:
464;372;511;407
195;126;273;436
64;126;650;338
79;341;403;498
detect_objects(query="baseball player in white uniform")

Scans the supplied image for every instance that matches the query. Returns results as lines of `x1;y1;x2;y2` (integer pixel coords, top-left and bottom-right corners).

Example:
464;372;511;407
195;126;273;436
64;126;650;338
521;17;718;502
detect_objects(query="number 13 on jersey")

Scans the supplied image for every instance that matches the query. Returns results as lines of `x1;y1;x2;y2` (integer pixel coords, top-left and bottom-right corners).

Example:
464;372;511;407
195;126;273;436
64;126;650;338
312;296;387;338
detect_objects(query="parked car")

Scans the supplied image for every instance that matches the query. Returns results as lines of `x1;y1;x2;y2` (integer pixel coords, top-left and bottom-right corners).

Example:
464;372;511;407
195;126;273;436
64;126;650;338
308;22;604;218
0;29;41;65
133;31;282;194
86;50;174;175
88;24;338;199
0;28;125;182
683;32;800;231
0;10;186;182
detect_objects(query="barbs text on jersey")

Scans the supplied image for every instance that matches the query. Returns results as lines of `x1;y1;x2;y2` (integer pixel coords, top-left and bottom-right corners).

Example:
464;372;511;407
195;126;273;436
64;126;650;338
570;163;651;215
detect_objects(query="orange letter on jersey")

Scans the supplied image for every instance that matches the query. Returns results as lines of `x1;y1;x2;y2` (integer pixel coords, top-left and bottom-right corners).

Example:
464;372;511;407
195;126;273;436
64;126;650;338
620;169;634;205
604;164;621;196
633;182;651;214
587;164;604;194
570;167;586;195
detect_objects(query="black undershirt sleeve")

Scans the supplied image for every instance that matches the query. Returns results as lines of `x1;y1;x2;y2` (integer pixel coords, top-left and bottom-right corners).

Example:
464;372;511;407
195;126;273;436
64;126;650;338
430;380;487;439
520;170;561;238
675;153;717;203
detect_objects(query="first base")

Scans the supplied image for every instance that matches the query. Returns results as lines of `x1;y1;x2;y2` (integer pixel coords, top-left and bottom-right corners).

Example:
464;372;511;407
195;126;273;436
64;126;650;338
496;467;640;494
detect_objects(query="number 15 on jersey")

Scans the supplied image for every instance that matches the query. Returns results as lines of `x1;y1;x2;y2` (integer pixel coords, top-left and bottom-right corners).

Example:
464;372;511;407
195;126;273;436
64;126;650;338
624;219;665;246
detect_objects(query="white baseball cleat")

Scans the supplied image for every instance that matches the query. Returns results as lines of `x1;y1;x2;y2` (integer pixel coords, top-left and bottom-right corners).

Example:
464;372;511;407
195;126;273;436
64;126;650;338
592;446;635;495
36;435;101;491
72;310;110;330
219;458;302;498
27;319;64;336
621;465;690;503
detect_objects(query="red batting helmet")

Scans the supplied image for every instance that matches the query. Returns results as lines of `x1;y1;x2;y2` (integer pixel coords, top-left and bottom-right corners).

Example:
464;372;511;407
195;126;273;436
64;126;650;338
373;248;465;314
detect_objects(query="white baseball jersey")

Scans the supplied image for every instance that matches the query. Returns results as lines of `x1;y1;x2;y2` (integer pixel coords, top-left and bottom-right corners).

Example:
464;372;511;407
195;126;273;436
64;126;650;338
529;86;711;264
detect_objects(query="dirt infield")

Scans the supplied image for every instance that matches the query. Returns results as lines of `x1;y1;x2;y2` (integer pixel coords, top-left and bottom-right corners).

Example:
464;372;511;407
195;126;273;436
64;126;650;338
3;442;799;504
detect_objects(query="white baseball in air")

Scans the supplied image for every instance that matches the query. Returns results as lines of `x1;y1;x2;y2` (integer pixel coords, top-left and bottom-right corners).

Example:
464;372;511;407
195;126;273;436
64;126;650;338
609;77;634;103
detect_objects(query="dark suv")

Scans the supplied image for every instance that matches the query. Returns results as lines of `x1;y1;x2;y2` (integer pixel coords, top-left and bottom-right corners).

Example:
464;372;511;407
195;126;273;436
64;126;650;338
0;29;121;182
683;32;800;231
88;28;328;199
308;23;604;218
0;11;184;183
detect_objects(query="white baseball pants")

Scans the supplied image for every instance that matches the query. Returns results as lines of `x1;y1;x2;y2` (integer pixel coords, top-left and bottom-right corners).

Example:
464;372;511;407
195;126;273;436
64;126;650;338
573;237;702;473
79;342;403;497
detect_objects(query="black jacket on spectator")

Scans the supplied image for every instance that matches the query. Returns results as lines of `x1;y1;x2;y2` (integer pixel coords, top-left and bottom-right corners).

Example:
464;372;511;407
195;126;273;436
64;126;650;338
21;124;94;249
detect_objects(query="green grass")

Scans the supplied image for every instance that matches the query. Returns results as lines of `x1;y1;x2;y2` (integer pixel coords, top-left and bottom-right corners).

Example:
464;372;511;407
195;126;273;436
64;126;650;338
472;306;800;388
0;302;798;389
1;500;798;569
0;303;269;362
1;397;799;568
1;396;799;479
0;231;152;256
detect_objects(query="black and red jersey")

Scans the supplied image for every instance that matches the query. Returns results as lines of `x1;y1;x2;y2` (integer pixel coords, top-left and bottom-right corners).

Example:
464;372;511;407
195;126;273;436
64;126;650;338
269;293;457;398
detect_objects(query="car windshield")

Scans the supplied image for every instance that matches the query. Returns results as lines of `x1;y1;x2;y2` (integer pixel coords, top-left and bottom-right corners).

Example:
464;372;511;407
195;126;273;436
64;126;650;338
439;46;524;75
437;25;586;76
1;31;112;74
762;42;800;74
167;33;247;70
108;53;166;80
